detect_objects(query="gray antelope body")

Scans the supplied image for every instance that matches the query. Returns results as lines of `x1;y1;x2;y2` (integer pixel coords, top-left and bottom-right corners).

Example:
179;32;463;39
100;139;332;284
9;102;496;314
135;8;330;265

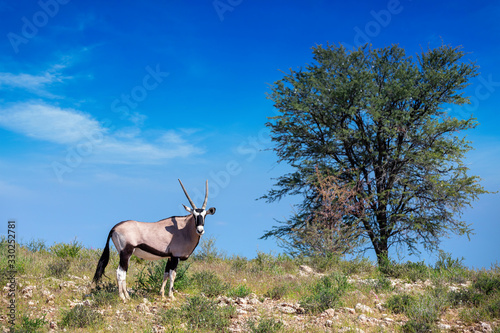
93;180;215;301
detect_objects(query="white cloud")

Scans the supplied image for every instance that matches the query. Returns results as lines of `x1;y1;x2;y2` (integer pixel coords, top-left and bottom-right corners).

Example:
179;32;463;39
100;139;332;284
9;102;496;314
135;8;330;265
0;102;103;144
0;102;202;163
0;71;69;98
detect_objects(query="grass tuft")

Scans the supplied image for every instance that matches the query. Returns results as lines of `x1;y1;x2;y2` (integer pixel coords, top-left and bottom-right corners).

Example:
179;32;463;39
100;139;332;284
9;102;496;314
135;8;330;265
300;272;349;314
60;305;104;329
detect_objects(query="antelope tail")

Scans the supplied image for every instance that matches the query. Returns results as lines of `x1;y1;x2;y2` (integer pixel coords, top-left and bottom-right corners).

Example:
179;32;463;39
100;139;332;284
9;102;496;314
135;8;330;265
93;230;113;284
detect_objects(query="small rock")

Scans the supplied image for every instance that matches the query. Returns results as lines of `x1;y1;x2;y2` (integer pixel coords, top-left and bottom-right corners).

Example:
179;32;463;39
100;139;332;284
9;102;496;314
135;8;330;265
235;297;247;305
50;321;57;329
438;323;451;330
21;286;35;298
299;265;315;274
137;303;149;313
322;308;336;318
480;322;492;332
325;319;333;327
278;306;297;314
355;303;373;314
342;307;356;314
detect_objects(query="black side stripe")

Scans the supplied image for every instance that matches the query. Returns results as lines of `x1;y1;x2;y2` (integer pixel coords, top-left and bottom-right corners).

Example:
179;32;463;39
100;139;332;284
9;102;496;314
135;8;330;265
136;243;170;258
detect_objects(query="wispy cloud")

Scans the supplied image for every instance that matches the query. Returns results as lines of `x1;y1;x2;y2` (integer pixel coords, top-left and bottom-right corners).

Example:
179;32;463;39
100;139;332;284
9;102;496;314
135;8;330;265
0;102;202;163
0;102;102;144
0;70;70;98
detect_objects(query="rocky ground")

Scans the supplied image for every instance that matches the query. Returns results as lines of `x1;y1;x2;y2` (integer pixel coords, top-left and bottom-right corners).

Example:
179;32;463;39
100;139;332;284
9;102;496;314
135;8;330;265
2;265;498;332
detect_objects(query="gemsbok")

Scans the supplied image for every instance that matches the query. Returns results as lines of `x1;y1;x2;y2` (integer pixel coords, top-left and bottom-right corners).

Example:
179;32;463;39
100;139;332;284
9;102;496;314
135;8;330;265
92;179;215;301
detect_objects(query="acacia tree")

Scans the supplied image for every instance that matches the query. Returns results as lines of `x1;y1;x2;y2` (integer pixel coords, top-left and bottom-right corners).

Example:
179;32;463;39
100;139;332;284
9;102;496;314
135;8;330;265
261;43;488;265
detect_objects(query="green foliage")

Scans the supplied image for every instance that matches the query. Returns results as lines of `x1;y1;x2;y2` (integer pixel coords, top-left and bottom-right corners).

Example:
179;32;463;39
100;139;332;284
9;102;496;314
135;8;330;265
24;238;48;252
402;294;446;333
251;251;294;275
158;295;235;332
0;236;29;285
192;236;225;261
385;293;416;314
300;272;349;314
135;260;190;294
60;305;104;329
452;271;500;323
387;288;448;332
265;285;290;300
230;255;249;272
373;274;393;293
245;317;284;333
50;238;83;259
191;270;229;297
89;282;120;308
380;259;431;282
11;315;47;333
472;272;500;296
47;259;70;278
228;284;252;298
262;43;488;264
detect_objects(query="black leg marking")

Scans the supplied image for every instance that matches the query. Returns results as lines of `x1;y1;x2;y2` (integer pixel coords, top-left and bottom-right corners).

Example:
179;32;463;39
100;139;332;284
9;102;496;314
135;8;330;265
119;244;135;271
165;257;179;272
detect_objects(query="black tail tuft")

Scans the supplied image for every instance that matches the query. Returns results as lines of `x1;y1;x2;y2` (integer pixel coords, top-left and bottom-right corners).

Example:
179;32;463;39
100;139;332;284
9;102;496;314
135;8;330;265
93;230;113;284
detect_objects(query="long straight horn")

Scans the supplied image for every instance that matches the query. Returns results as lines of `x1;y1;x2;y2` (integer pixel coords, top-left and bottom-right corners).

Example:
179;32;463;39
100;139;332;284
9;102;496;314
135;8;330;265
178;179;197;209
202;180;208;209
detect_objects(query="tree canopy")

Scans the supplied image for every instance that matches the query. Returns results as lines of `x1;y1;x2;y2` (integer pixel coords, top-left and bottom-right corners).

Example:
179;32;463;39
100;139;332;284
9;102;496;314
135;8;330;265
262;43;488;264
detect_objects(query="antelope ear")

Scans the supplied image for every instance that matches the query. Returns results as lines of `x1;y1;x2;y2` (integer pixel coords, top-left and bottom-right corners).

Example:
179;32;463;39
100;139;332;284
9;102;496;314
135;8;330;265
183;204;193;213
206;207;216;215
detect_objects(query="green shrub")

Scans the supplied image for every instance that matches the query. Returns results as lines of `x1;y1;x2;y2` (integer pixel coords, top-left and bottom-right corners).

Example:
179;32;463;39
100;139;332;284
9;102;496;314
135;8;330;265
170;295;235;331
380;259;431;282
245;317;284;333
135;260;190;294
401;295;442;332
435;250;466;271
192;236;225;261
374;274;393;292
385;293;416;314
47;259;70;278
265;285;289;300
24;238;48;252
60;305;104;329
230;255;249;272
11;315;47;333
300;272;349;314
228;284;252;298
250;251;293;275
191;270;229;297
90;282;120;308
472;272;500;296
387;292;445;332
50;238;82;259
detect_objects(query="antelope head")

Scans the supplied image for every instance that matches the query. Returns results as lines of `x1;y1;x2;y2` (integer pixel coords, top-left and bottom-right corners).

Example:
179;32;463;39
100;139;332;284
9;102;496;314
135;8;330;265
178;179;216;236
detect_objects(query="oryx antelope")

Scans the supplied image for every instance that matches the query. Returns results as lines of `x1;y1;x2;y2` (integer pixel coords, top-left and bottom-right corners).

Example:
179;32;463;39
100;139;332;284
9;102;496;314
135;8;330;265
92;179;215;301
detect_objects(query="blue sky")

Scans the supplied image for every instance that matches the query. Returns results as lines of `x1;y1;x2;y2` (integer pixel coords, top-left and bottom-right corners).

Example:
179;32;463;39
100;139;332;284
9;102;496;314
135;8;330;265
0;0;499;268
